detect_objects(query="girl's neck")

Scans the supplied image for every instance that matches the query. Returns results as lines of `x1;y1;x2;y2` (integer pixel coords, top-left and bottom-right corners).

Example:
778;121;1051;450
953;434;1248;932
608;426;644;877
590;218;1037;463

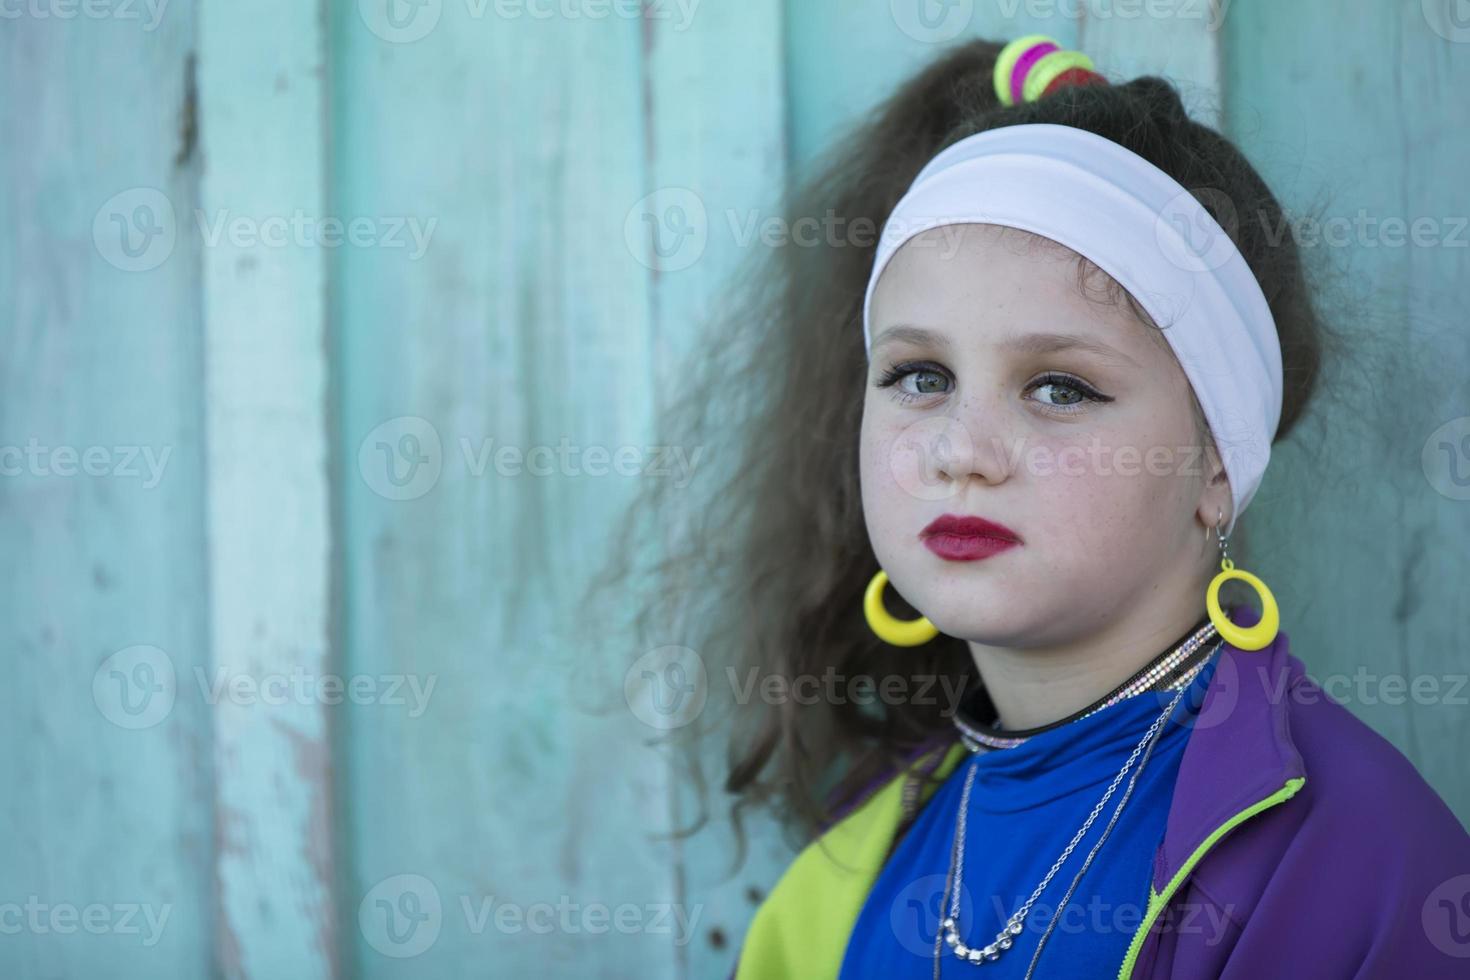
965;598;1212;732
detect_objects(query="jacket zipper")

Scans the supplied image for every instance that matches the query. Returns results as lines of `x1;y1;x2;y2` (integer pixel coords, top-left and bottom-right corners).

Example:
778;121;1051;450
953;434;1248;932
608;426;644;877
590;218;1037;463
899;742;956;822
900;770;921;820
1116;776;1307;980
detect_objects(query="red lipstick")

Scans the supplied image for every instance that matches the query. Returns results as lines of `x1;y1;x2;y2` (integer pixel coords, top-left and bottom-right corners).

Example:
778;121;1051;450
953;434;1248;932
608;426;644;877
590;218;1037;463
919;514;1022;562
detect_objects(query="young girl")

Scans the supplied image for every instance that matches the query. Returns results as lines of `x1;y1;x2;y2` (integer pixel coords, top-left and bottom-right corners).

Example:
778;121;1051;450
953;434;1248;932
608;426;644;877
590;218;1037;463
598;36;1470;979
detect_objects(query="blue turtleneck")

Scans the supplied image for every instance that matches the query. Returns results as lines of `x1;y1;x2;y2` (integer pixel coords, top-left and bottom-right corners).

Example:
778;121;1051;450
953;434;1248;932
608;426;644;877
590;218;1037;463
838;645;1222;979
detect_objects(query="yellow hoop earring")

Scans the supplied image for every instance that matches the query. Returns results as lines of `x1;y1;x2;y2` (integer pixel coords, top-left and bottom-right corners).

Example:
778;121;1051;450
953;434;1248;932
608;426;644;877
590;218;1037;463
1204;510;1279;651
863;569;939;647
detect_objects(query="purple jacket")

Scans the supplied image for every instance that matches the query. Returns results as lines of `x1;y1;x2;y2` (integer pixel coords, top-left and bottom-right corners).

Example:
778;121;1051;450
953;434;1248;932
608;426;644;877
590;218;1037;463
727;608;1470;978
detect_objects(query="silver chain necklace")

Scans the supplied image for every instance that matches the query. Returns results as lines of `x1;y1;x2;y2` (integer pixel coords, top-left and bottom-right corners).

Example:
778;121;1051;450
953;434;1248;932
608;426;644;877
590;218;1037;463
931;634;1224;977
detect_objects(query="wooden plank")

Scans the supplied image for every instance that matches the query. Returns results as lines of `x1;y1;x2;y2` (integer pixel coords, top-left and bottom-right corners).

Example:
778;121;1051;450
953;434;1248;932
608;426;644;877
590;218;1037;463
194;1;338;977
1081;0;1223;128
0;9;213;979
332;5;680;977
1223;0;1470;825
636;3;791;977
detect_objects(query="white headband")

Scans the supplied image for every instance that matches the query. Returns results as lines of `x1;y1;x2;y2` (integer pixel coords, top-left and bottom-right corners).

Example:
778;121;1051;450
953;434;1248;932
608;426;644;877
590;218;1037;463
862;123;1282;538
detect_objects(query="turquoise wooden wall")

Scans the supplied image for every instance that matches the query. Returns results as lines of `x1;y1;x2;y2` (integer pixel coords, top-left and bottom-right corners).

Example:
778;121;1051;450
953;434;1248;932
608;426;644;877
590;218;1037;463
2;1;1466;977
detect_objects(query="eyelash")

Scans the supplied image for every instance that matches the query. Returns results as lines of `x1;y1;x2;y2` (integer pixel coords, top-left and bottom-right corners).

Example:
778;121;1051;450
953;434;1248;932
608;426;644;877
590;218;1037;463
873;361;1112;415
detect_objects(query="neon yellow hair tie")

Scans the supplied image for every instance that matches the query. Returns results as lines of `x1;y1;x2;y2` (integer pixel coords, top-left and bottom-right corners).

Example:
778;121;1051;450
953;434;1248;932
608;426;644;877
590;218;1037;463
993;34;1059;106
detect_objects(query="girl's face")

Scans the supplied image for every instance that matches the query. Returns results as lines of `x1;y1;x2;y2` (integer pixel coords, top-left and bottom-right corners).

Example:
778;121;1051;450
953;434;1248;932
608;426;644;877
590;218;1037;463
860;224;1226;647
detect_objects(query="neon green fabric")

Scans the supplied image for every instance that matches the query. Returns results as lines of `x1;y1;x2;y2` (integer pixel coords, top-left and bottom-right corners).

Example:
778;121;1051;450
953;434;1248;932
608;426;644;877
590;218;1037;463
1115;776;1305;979
733;741;969;980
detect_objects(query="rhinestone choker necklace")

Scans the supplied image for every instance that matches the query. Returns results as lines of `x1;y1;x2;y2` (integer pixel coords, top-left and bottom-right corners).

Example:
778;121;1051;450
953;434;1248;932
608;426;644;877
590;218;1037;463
953;616;1221;753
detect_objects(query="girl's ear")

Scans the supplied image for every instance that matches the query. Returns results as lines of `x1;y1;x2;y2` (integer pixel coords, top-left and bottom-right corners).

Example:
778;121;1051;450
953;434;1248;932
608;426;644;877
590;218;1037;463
1195;438;1233;533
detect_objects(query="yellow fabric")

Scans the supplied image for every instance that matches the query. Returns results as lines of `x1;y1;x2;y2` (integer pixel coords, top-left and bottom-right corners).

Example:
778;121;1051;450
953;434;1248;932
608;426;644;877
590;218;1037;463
733;741;970;980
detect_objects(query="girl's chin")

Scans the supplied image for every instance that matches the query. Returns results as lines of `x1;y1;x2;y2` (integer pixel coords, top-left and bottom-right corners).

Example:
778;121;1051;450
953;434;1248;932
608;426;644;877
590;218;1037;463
923;608;1020;641
917;577;1021;607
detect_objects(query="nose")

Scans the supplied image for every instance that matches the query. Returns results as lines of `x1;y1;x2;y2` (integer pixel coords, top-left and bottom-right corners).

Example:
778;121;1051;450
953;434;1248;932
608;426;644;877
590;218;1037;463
931;399;1013;488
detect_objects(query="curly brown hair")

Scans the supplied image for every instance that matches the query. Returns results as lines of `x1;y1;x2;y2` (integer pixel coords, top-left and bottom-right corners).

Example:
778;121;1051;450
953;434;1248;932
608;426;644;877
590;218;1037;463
583;37;1338;879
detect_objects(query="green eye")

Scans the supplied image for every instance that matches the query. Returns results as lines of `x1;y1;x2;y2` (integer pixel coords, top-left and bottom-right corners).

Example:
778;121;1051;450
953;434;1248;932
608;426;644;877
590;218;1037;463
874;360;952;403
907;369;948;394
1025;372;1112;415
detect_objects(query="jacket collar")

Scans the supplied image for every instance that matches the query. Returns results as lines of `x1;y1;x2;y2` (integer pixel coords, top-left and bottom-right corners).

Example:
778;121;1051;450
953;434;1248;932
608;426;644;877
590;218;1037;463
834;604;1307;885
1153;602;1306;888
911;602;1306;889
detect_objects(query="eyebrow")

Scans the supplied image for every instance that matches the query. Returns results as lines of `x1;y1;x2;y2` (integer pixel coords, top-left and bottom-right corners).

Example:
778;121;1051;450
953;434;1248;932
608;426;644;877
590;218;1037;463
871;324;1140;367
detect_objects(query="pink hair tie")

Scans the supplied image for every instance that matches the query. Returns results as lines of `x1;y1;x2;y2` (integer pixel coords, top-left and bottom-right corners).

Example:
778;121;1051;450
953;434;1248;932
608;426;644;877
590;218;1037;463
1008;38;1058;105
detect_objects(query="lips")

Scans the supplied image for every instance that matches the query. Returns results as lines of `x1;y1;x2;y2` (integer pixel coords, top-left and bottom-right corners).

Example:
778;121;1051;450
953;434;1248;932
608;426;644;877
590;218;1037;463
919;514;1022;562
